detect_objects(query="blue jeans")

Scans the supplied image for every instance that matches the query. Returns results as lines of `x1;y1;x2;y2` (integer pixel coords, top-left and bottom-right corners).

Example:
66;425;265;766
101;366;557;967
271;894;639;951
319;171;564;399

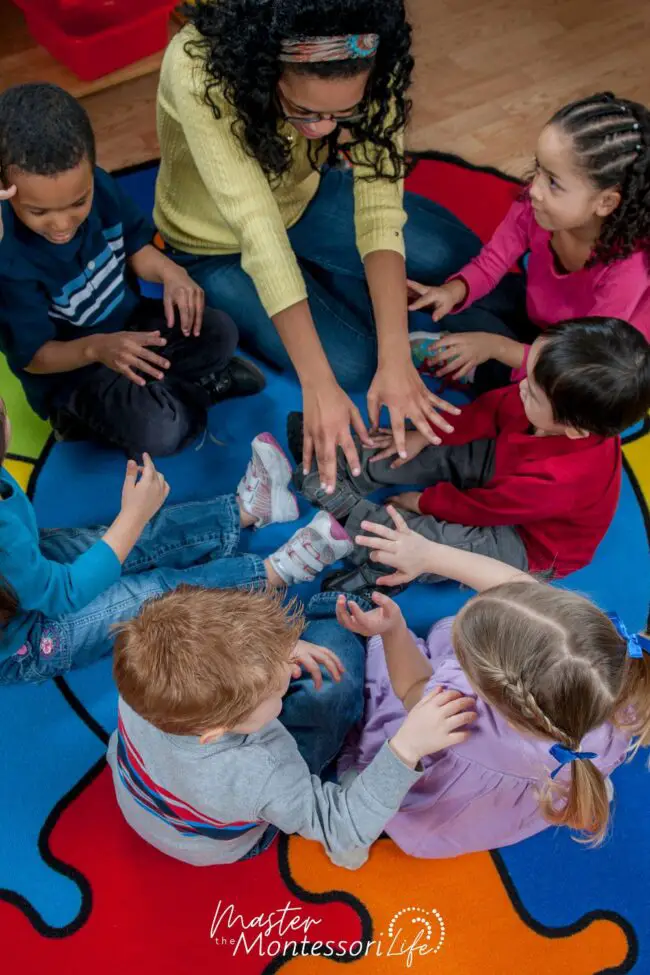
1;503;365;783
0;496;267;683
171;168;512;390
241;591;368;859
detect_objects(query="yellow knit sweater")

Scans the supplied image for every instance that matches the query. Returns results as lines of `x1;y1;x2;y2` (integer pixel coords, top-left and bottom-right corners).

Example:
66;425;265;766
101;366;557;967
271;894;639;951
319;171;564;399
154;28;407;317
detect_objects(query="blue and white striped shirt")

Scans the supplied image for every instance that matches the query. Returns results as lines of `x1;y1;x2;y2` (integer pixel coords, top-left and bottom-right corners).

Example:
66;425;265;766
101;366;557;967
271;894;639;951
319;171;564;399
0;167;154;416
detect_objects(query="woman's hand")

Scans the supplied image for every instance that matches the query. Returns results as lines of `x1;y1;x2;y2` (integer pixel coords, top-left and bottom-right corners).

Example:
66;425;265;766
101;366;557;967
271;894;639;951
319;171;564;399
290;639;345;689
335;590;405;638
355;504;449;585
161;264;205;337
370;428;430;468
367;359;459;453
428;331;502;381
302;378;372;493
407;278;467;320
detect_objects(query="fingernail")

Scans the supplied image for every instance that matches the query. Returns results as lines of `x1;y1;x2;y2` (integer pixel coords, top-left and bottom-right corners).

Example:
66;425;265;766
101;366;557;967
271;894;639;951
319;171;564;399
320;482;327;491
399;451;407;459
303;468;309;476
352;468;361;476
326;485;334;495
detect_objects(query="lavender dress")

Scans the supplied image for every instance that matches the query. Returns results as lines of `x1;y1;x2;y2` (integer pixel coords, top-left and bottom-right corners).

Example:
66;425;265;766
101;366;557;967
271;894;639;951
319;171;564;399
338;618;631;858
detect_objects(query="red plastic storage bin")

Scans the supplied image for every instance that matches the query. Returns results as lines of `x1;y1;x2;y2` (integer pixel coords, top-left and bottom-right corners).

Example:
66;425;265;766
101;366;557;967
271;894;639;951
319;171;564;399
13;0;176;82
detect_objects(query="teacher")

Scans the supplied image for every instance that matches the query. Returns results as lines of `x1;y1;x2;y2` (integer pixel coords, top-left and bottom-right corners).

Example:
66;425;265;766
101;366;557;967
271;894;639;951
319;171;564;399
155;0;482;490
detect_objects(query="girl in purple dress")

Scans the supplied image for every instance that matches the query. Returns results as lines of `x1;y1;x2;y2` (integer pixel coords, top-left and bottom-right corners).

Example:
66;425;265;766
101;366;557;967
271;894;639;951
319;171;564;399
335;506;650;858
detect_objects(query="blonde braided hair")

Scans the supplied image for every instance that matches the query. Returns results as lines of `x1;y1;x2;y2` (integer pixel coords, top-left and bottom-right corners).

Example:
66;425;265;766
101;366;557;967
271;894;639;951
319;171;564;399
452;581;630;843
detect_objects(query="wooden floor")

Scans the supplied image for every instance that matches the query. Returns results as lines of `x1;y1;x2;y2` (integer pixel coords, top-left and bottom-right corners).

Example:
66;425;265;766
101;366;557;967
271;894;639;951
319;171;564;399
1;0;650;175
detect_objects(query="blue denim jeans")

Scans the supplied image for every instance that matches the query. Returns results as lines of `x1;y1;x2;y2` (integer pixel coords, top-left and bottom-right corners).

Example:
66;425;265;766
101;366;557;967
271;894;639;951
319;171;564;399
241;591;368;860
171;167;517;391
0;495;267;683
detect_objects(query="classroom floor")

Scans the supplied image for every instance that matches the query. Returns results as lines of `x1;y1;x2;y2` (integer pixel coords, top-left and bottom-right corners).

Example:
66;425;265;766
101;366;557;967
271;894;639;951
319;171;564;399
1;0;650;174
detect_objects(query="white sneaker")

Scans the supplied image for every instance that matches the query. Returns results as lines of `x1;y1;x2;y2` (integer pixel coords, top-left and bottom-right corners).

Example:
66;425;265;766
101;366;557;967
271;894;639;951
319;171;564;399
268;511;353;585
237;433;299;528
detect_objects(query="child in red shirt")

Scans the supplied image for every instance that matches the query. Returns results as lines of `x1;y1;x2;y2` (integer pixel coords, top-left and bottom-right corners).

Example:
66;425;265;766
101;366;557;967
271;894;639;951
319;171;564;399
290;317;650;592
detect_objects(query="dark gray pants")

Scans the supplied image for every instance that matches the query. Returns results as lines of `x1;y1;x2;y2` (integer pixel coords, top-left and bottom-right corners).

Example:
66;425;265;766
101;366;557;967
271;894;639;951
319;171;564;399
342;439;528;584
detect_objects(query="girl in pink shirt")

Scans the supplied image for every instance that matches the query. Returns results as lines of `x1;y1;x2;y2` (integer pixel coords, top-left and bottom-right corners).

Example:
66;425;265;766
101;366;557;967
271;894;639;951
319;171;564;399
409;91;650;389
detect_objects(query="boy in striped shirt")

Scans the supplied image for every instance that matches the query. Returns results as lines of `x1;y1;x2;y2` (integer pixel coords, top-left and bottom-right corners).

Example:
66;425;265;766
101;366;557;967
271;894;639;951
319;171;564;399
0;83;264;457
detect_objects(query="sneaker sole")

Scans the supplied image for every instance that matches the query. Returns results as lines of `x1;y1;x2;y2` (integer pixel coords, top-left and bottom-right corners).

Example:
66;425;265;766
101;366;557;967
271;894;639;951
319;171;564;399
252;433;299;524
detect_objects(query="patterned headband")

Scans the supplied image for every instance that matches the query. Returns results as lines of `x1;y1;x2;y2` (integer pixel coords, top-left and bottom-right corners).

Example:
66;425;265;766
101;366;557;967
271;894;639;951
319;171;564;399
278;33;379;64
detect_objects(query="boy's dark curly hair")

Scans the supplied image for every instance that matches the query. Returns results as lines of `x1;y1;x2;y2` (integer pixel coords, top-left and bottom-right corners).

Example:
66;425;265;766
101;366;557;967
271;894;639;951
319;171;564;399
180;0;413;182
548;92;650;263
0;82;95;182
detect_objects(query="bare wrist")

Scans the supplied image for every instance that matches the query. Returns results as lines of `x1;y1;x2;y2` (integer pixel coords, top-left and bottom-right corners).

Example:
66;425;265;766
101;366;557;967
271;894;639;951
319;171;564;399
83;334;102;364
389;728;420;768
447;278;468;305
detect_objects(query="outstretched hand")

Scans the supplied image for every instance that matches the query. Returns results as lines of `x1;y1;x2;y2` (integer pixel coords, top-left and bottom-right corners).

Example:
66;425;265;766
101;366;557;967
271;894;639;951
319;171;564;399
335;590;405;638
354;504;447;585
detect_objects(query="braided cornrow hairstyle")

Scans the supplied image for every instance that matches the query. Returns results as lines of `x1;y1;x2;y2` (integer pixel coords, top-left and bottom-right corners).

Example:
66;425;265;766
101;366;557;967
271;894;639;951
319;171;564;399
549;91;650;263
452;581;630;843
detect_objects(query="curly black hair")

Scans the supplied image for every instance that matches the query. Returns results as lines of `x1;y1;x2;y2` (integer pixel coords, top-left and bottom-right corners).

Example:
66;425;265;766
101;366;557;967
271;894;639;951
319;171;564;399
548;92;650;263
534;317;650;437
180;0;413;183
0;83;95;183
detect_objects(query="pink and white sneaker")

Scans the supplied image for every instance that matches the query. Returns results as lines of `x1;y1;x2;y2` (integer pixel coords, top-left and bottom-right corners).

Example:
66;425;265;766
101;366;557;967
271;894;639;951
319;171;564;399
237;433;299;528
268;511;353;585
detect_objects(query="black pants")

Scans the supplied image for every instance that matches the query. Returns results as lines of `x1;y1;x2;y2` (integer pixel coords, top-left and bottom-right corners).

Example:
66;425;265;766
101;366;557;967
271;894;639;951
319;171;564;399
50;301;238;457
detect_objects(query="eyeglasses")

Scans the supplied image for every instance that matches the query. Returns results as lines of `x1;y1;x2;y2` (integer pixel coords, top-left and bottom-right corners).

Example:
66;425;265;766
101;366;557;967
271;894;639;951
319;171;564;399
282;109;365;125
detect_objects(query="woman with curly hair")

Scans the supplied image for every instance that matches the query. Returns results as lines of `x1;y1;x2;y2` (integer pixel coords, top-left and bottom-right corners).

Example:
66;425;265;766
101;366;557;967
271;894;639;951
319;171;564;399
408;92;650;388
154;0;485;491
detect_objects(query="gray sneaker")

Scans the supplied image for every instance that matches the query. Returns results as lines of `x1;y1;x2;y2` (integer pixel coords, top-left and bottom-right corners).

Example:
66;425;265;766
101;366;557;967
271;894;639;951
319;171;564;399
288;411;363;522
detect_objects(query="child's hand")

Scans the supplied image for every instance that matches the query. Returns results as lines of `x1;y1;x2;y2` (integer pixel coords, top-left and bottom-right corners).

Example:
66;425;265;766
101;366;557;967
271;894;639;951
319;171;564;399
428;332;500;381
336;591;405;638
407;279;467;321
290;639;345;689
162;264;205;338
355;504;447;585
120;454;170;525
369;429;431;469
91;331;170;385
385;491;422;514
390;686;477;766
0;184;16;242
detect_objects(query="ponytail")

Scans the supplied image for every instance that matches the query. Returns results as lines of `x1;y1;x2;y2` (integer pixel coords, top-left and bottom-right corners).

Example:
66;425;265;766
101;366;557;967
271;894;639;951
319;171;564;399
540;757;610;845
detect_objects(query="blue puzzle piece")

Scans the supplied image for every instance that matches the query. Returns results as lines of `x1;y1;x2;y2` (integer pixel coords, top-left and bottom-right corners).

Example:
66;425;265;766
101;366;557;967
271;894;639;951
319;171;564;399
0;678;106;930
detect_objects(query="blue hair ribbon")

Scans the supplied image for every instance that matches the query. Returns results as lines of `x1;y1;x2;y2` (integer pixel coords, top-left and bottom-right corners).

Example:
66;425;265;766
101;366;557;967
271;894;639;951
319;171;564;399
549;743;598;779
607;612;650;659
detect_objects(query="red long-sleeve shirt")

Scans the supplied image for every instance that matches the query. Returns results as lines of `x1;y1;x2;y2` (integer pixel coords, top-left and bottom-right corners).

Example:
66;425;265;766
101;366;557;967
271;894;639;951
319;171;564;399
419;385;621;577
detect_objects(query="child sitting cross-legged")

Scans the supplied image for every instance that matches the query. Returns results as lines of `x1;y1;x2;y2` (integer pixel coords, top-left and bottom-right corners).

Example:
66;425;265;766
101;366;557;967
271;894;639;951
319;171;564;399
108;584;476;868
0;82;264;457
335;536;650;856
0;414;362;684
290;317;650;593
